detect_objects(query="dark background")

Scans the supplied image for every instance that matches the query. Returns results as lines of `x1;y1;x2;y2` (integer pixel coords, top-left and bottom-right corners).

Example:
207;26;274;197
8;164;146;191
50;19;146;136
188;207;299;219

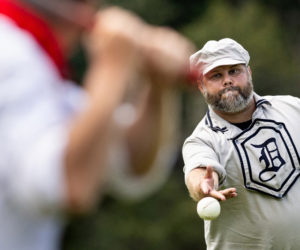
63;0;300;249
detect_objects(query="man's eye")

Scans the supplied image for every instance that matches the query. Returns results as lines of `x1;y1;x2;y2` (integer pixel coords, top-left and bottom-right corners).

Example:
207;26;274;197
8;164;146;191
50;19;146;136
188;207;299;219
229;68;240;74
211;73;221;79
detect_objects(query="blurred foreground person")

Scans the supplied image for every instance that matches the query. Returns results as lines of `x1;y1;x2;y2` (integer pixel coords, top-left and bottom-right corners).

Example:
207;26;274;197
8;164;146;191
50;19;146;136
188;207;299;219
183;38;300;250
0;0;194;249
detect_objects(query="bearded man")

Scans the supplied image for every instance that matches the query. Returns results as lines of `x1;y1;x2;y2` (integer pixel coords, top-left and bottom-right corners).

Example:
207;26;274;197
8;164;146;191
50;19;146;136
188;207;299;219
182;38;300;250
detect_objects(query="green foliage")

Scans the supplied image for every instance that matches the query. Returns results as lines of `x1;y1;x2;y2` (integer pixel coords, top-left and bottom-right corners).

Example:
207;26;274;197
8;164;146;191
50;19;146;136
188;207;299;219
102;0;208;27
62;169;206;250
103;0;180;25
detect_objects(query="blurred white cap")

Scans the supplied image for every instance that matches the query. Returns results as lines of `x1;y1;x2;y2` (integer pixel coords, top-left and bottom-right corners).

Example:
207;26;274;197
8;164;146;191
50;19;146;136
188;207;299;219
190;38;250;77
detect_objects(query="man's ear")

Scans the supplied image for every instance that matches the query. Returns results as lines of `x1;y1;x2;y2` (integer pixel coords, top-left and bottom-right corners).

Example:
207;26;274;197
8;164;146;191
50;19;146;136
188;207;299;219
197;79;204;93
247;65;252;76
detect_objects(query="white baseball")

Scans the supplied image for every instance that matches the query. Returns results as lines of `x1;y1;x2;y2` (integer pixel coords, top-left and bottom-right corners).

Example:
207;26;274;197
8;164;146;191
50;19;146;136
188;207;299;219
197;197;221;220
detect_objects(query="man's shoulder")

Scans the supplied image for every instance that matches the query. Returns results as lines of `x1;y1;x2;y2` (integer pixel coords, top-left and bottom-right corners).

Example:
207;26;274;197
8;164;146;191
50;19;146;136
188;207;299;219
262;94;300;106
262;94;298;100
184;114;216;143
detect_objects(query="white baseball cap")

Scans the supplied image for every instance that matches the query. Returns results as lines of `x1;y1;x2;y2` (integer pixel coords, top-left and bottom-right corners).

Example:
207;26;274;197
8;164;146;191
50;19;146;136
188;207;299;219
190;38;250;77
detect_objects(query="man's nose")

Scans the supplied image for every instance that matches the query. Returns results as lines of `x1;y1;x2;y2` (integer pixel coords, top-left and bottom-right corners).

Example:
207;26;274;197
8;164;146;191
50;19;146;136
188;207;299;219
223;73;233;87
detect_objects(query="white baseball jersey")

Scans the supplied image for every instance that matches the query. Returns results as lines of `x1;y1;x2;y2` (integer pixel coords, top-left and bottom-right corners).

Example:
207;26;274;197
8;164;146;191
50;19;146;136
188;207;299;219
183;92;300;250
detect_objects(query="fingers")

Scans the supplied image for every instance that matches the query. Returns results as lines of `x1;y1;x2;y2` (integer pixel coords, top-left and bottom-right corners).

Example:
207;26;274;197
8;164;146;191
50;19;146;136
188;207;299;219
220;188;238;199
210;188;237;201
209;190;226;201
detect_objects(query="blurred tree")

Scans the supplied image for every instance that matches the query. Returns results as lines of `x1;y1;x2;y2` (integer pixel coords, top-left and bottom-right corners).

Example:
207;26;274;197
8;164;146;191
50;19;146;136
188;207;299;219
260;0;300;42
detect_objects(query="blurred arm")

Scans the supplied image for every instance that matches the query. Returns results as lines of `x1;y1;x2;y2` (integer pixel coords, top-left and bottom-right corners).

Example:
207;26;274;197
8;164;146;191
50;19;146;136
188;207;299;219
63;8;143;213
63;7;194;212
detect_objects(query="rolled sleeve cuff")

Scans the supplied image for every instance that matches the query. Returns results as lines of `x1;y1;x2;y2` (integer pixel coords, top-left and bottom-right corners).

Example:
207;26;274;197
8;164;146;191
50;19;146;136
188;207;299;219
184;159;226;185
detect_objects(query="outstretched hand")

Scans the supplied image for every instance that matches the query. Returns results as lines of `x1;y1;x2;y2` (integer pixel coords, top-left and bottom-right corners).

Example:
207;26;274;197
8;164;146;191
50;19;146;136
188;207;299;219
201;166;237;201
187;166;237;202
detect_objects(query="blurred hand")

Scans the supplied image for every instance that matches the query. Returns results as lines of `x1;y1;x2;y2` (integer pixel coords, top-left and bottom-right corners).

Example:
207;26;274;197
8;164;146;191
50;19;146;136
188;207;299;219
85;6;195;87
138;26;195;86
85;7;144;71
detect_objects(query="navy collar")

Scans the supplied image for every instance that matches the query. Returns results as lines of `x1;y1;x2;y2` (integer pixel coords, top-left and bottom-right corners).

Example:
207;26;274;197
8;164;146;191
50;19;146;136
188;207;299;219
205;92;271;134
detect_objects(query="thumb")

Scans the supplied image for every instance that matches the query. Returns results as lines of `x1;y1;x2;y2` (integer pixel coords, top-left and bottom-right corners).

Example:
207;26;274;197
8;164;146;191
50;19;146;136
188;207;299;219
204;166;213;179
201;166;214;195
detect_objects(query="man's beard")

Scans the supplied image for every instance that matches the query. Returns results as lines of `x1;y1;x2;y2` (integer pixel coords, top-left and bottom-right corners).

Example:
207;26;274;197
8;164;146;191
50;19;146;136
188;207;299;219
203;80;254;113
